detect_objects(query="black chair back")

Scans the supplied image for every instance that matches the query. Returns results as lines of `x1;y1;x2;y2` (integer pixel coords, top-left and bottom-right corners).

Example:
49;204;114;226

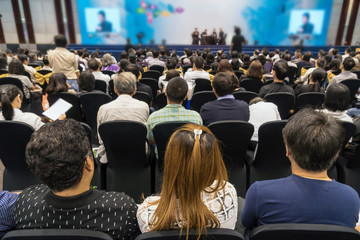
0;77;27;101
133;91;152;107
108;80;117;100
48;93;83;122
79;92;112;143
288;66;298;84
233;91;259;104
265;93;295;119
342;121;356;148
240;78;263;93
193;78;212;94
94;80;107;93
250;223;360;240
0;69;8;75
182;65;192;74
142;70;161;80
37;70;52;75
136;228;244;240
208;121;254;197
140;78;159;100
0;121;41;190
155;92;187;110
340;79;360;101
296;92;325;110
101;70;115;77
98;121;151;202
149;65;165;74
3;229;113;240
249;121;291;186
234;70;244;79
353;71;360;79
190;91;217;112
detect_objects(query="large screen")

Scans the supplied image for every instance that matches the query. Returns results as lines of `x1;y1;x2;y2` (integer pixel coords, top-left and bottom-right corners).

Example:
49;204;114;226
77;0;334;46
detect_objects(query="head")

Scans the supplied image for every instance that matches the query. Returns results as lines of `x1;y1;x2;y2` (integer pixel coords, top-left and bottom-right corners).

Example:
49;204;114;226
125;64;140;80
119;59;130;72
283;108;344;173
152;124;228;235
234;26;241;35
249;97;265;105
17;54;28;65
26;119;93;192
152;50;159;58
87;58;100;72
328;58;341;71
195;27;198;31
120;51;128;60
316;58;326;69
166;59;177;70
247;60;263;80
98;10;106;23
272;60;289;81
324;83;350;112
310;68;326;84
165;69;180;82
78;70;95;92
42;56;50;66
303;51;313;62
205;53;215;64
212;72;234;97
8;60;25;75
165;77;188;104
283;54;292;61
54;34;68;48
113;72;137;95
303;12;310;25
0;57;7;70
216;59;233;73
46;73;69;94
262;48;269;57
345;47;352;55
0;85;23;120
193;56;204;70
342;57;356;71
102;53;115;67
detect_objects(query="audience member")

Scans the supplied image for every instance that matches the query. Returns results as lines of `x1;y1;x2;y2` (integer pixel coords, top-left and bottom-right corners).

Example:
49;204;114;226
259;60;295;98
17;54;36;82
148;50;166;69
299;58;326;84
328;57;357;87
343;47;352;62
295;68;325;96
15;119;140;239
200;72;249;126
78;70;100;94
159;69;181;92
158;59;182;90
240;60;263;81
184;56;210;85
125;64;153;100
321;83;352;122
101;53;119;72
0;57;8;71
97;72;149;164
46;73;76;95
146;77;202;144
40;56;52;71
7;60;36;100
137;124;237;235
241;108;359;231
88;58;111;89
296;51;312;77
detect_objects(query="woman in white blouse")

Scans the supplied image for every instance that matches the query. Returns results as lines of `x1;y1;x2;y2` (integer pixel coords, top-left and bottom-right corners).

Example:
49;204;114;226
137;124;238;238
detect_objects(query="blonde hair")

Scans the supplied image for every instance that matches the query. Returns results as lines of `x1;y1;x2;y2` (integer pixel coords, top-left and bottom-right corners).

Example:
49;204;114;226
151;124;228;239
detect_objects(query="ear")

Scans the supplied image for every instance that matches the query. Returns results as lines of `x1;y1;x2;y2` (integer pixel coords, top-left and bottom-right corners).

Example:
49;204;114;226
164;88;168;97
285;145;292;158
114;88;119;95
84;156;94;172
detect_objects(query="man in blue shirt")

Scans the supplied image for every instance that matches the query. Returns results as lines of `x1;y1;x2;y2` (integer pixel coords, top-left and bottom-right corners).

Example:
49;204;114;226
0;191;18;237
200;72;249;126
241;108;360;230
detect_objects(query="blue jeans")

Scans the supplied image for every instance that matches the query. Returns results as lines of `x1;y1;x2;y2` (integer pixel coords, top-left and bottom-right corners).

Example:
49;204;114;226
67;79;79;93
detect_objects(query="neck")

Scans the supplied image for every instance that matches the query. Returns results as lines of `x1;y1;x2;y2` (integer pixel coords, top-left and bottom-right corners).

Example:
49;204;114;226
167;100;182;105
53;182;91;197
193;67;202;71
274;78;283;83
292;162;331;181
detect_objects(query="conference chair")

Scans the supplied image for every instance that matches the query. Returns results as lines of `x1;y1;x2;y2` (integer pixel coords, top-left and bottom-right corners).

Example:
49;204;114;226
79;92;112;144
0;69;8;75
149;65;165;74
101;70;115;78
233;91;259;104
295;92;325;111
108;80;117;100
288;66;298;84
0;121;41;191
94;80;107;93
142;70;161;80
0;77;30;104
263;62;273;74
190;91;217;113
48;92;83;122
208;121;254;197
250;223;360;240
133;91;152;107
155;92;188;110
98;121;151;202
234;70;244;79
340;79;360;102
3;229;113;240
193;78;212;94
136;228;244;240
248;120;291;186
182;65;192;74
353;71;360;79
240;78;263;93
140;78;159;100
265;93;295;119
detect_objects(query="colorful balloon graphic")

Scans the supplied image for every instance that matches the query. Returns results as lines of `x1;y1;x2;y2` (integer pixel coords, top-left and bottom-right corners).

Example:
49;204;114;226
136;0;185;24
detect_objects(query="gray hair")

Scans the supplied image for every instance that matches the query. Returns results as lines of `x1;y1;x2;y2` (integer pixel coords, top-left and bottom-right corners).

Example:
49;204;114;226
113;72;136;95
102;53;116;67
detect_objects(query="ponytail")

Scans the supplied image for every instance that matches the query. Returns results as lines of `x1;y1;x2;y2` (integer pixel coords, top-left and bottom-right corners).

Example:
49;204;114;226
0;85;23;120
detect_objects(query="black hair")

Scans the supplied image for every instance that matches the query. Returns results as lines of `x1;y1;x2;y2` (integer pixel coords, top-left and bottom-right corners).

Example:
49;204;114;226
0;57;7;70
0;85;23;120
282;108;344;172
153;50;159;58
17;54;28;63
345;47;352;54
193;56;204;69
273;60;289;80
328;58;341;71
90;51;100;59
309;68;325;92
125;64;140;79
87;58;100;71
46;73;69;94
316;58;326;69
324;83;350;112
166;59;177;70
83;52;90;58
77;49;84;57
166;77;188;103
79;70;95;92
54;34;68;48
303;51;313;62
42;56;50;66
212;72;234;96
262;48;269;57
165;69;180;82
26;119;91;192
231;59;241;70
119;59;130;72
8;60;25;75
343;57;356;71
205;53;215;64
119;51;128;60
0;52;6;58
283;54;292;61
234;26;241;35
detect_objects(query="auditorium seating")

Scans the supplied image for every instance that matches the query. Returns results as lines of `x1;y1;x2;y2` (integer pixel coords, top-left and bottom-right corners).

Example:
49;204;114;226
94;80;107;93
142;70;162;80
140;77;159;100
133;91;152;107
48;92;83;122
155;92;188;109
265;93;295;119
190;91;217;112
149;65;165;74
101;70;115;78
193;78;213;93
340;79;360;103
295;92;325;111
233;91;259;104
240;78;263;93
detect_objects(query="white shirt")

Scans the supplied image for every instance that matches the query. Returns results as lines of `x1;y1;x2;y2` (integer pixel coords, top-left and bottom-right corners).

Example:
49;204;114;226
320;109;353;123
249;101;281;141
300;67;316;84
0;108;44;130
40;66;52;71
24;64;36;82
137;181;238;233
7;74;33;99
97;95;149;163
184;70;210;85
92;71;111;93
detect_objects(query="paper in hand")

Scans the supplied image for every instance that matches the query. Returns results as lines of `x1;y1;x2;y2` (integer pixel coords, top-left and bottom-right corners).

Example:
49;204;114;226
43;98;72;121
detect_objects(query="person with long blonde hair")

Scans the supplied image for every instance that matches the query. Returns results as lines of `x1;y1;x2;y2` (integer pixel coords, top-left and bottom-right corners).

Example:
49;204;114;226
137;124;238;237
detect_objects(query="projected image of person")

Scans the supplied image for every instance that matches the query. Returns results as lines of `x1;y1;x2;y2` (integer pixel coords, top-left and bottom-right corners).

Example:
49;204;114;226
96;10;112;32
298;12;314;34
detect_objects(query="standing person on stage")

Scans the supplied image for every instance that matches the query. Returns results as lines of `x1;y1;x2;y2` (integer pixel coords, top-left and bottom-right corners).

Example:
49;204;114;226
230;26;245;54
219;28;226;45
201;29;208;45
212;28;218;45
212;28;217;38
192;28;200;45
